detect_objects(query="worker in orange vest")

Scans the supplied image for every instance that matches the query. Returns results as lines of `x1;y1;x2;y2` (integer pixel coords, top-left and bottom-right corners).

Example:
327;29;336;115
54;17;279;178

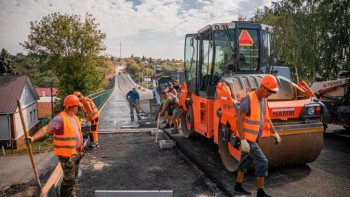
234;74;281;197
74;92;100;149
26;95;83;197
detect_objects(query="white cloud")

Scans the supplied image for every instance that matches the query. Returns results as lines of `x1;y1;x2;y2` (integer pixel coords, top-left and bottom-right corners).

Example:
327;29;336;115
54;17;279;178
0;0;279;59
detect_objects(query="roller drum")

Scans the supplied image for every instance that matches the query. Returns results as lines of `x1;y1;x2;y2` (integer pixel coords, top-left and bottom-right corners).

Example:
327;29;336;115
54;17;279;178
259;132;324;167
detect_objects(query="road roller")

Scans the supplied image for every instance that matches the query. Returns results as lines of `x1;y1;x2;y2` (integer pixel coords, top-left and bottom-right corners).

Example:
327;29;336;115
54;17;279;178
179;21;325;171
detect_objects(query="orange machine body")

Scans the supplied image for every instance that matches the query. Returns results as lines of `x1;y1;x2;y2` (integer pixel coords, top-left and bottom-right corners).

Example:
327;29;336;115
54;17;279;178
181;81;318;162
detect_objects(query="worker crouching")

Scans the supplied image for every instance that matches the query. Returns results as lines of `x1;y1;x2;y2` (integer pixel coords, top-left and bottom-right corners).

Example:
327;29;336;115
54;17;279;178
235;74;281;197
26;95;83;197
74;92;100;149
158;91;181;134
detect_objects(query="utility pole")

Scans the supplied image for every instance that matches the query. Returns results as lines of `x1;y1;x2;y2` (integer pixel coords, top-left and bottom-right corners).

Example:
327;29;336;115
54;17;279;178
120;42;121;58
50;81;54;117
146;69;149;89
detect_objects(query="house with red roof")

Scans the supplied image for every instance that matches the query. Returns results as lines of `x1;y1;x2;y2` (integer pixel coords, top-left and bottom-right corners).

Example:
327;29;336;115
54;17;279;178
35;87;58;119
0;75;40;149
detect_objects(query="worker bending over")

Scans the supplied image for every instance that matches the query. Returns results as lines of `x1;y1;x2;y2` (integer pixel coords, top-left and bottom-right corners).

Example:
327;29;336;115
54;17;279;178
26;95;83;197
126;87;141;121
234;74;281;197
74;92;100;149
158;91;181;134
162;84;172;128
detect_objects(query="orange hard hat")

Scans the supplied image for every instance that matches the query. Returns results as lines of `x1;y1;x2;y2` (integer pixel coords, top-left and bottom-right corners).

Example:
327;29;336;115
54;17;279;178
63;95;80;107
73;91;82;97
261;74;279;92
174;81;179;85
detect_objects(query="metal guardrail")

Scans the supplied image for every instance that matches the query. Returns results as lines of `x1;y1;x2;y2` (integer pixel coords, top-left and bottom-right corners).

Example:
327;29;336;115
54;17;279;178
87;75;115;110
87;88;114;110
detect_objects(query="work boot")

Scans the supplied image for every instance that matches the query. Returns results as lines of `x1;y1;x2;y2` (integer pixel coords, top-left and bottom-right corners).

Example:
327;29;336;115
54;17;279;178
234;182;252;195
171;129;179;134
86;145;96;150
92;142;99;148
257;189;272;197
163;123;170;129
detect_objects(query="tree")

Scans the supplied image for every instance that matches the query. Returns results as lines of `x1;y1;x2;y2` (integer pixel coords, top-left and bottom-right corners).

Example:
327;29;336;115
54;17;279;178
22;12;106;101
253;0;350;82
14;53;57;87
0;48;20;75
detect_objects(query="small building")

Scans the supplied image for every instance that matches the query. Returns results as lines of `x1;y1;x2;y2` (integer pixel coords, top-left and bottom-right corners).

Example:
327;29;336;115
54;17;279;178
0;75;40;149
35;87;58;119
140;60;148;66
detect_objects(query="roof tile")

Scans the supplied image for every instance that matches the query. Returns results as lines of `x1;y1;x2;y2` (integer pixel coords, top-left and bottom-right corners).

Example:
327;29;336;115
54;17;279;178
0;75;28;113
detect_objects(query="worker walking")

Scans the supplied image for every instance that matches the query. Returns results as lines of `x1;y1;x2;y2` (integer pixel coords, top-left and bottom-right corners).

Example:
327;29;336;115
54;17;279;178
74;92;100;149
234;74;281;197
126;87;141;121
26;95;83;197
158;91;181;134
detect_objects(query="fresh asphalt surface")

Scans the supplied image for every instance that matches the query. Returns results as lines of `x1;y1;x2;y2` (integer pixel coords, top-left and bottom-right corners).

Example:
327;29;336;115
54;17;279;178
77;74;350;197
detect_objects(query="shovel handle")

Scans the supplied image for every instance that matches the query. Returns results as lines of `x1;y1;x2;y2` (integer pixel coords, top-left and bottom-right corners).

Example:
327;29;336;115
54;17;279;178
155;117;160;143
17;99;42;190
128;99;147;114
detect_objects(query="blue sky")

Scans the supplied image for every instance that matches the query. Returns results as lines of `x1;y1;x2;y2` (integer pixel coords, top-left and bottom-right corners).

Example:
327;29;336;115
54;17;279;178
0;0;277;59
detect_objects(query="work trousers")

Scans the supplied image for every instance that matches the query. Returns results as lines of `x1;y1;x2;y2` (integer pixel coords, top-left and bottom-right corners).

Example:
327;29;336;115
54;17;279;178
129;103;141;120
236;141;268;177
89;117;99;145
58;151;83;197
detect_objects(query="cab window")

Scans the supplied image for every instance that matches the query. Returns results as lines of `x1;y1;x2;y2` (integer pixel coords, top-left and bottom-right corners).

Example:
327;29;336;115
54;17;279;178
238;29;259;71
184;35;198;81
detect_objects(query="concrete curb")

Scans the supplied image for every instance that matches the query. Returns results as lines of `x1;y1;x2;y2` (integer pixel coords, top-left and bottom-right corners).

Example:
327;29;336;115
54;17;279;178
95;190;173;197
99;128;156;133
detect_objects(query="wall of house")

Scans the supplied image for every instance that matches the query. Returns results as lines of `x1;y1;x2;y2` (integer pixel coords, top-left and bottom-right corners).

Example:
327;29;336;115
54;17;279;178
21;83;36;106
0;114;11;148
15;83;39;140
0;115;10;140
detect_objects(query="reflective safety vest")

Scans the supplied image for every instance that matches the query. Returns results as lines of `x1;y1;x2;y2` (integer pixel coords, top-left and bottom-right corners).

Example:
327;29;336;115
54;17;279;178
241;91;271;142
53;111;82;157
82;97;100;121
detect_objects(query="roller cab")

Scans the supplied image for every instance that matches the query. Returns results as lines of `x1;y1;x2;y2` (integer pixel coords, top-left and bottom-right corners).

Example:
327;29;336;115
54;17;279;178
180;21;325;172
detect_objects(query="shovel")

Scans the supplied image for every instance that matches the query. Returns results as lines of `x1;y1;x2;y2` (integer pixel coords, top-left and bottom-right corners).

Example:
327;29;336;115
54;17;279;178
17;99;42;190
127;99;150;119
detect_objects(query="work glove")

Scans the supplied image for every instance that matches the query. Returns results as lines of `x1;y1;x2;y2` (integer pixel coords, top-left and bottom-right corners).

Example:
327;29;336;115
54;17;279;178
240;139;250;153
25;136;33;146
273;132;281;145
86;121;92;127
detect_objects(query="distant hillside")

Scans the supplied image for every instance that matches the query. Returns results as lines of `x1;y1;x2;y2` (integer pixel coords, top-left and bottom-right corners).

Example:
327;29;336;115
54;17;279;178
120;55;183;88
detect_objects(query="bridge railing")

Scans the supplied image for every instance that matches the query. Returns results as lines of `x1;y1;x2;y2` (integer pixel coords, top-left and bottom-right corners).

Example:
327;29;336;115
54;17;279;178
87;75;115;110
